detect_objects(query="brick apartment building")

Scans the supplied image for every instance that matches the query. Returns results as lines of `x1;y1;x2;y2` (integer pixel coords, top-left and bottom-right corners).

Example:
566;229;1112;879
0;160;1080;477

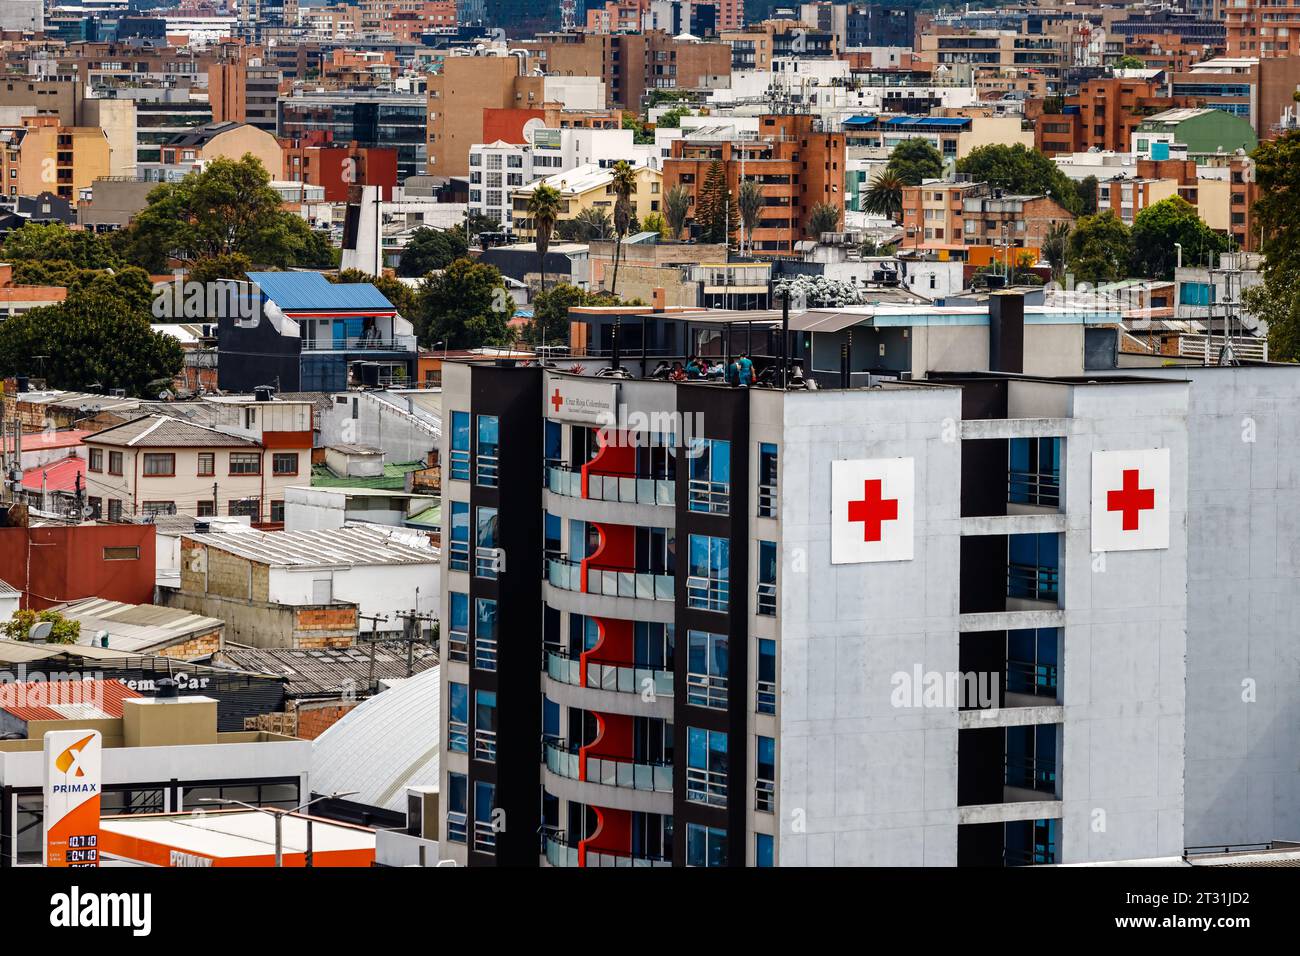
662;114;846;254
901;180;1074;252
281;131;400;202
1035;77;1197;156
1226;0;1300;57
427;56;547;177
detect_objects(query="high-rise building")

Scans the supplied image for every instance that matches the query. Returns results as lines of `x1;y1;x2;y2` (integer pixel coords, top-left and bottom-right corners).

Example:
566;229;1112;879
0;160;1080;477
1227;0;1300;57
437;294;1300;866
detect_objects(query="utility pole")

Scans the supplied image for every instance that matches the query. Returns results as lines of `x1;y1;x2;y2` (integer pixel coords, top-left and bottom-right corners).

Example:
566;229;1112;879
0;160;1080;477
358;613;388;692
394;607;439;675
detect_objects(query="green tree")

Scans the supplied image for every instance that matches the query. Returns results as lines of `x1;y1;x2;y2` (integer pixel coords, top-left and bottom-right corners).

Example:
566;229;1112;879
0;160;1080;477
862;170;906;220
956;143;1083;215
886;138;944;186
527;282;587;346
621;112;654;145
527;183;563;293
0;222;120;269
656;106;694;129
1077;175;1099;216
331;268;417;318
695;160;736;244
808;201;842;239
664;184;691;241
1042;221;1071;281
413;257;512;349
1;609;80;644
1067;211;1132;284
641;211;667;240
1113;54;1146;70
737;178;764;255
121;154;332;270
609;160;638;297
0;286;182;395
1128;196;1229;281
10;261;152;313
555;207;613;242
397;227;468;277
188;252;253;285
1250;128;1300;360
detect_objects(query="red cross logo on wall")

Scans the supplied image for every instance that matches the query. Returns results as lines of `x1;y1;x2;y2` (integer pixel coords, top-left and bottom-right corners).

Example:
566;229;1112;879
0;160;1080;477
1107;468;1155;531
550;388;564;413
847;479;899;542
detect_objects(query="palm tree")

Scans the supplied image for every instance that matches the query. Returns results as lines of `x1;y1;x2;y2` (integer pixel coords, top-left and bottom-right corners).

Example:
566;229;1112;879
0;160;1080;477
737;179;763;256
807;201;842;240
1043;221;1071;281
609;160;638;297
862;170;905;221
664;183;691;241
527;183;562;293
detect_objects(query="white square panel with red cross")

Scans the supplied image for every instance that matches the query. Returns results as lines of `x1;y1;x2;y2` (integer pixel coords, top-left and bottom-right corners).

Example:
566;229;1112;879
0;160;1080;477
1090;448;1171;553
831;457;915;564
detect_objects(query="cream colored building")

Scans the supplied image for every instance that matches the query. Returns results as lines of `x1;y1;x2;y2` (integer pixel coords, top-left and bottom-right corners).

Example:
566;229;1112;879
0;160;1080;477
79;96;138;178
83;402;313;525
0;115;110;202
511;162;661;240
956;116;1035;159
141;120;284;182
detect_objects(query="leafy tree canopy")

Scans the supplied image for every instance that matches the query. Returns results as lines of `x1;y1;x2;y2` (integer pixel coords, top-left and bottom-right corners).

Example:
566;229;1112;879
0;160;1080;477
1128;196;1228;281
956;143;1083;215
1250;129;1300;360
1066;210;1132;284
0;222;120;269
413;257;513;350
397;227;468;278
1;609;79;644
886;138;944;186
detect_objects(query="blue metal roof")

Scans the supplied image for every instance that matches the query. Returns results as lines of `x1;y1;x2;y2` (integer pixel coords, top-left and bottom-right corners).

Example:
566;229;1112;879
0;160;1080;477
880;116;970;128
246;272;396;312
842;115;878;127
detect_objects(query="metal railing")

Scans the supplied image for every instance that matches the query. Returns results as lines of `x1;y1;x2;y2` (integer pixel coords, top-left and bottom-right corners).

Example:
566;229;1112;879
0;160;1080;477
1008;470;1061;508
474;635;498;672
544;741;673;793
546;464;675;507
446;629;469;663
686;672;728;710
756;581;777;617
446;810;468;844
544;649;674;698
756;679;777;715
475;545;502;579
686;766;728;808
1005;755;1057;795
302;334;418;352
687;478;730;515
755;777;775;813
1007;564;1059;602
546;557;675;602
687;575;730;613
448;718;468;754
757;481;778;518
1005;660;1059;699
474;727;497;763
447;538;470;572
476;452;499;487
449;448;470;482
473;819;497;855
542;831;672;868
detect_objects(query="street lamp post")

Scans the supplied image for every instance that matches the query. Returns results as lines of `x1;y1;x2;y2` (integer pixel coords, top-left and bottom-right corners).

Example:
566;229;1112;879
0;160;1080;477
198;790;358;867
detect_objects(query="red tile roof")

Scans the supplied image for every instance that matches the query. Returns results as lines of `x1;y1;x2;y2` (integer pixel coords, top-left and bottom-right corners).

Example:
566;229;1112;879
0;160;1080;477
22;455;86;494
0;679;145;722
17;430;92;451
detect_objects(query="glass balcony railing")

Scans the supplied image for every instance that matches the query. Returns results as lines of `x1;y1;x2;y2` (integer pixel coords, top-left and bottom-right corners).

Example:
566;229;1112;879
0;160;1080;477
546;465;675;507
302;334;418;352
546;557;675;602
544;649;674;698
544;741;674;793
542;831;672;868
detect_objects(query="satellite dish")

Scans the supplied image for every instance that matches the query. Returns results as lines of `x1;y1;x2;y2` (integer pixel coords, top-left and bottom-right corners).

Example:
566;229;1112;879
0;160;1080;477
522;118;547;145
28;621;54;643
82;505;95;518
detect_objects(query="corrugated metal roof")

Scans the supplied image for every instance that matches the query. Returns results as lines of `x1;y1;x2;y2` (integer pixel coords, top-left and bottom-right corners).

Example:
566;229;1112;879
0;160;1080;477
86;415;259;448
310;460;426;490
0;581;19;597
217;642;437;697
15;429;92;451
311;668;439;812
55;597;226;656
21;455;85;493
0;679;145;721
247;272;397;312
188;525;437;569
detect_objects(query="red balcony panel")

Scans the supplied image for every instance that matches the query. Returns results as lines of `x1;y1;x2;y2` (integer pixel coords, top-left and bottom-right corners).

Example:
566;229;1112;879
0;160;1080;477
579;806;632;866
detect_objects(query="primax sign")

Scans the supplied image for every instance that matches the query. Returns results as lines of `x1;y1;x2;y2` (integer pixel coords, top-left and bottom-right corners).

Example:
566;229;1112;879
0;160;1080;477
43;729;102;867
